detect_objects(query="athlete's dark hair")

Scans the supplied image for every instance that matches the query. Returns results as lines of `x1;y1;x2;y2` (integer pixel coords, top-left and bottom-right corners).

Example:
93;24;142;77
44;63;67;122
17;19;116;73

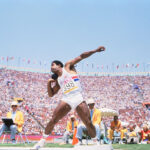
52;60;63;68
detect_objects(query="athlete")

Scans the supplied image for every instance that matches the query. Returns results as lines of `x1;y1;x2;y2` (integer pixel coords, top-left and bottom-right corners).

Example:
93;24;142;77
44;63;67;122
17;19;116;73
32;46;105;149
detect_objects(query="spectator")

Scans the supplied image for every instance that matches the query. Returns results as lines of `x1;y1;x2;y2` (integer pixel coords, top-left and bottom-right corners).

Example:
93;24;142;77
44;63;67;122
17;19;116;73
141;124;150;144
0;101;24;144
108;116;122;143
63;114;78;144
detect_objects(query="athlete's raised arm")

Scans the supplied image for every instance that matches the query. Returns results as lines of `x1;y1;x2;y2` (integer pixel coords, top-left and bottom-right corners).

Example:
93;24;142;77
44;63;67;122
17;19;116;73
65;46;105;70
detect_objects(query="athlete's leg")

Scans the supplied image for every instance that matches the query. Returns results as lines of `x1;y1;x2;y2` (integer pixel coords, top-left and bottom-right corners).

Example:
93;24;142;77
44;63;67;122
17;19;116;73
76;101;96;138
31;101;71;150
45;101;71;134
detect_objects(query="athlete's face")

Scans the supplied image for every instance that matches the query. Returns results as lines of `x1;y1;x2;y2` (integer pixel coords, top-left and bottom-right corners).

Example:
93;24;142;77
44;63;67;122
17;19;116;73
51;62;60;73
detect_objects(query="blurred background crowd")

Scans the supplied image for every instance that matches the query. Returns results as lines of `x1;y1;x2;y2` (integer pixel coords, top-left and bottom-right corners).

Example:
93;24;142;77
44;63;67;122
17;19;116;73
0;68;150;137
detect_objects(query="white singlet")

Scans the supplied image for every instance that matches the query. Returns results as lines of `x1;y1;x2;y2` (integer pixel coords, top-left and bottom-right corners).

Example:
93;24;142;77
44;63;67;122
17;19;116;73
57;68;84;109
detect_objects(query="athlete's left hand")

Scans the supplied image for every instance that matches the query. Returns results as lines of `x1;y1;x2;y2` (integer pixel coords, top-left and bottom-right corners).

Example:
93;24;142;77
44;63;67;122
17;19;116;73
48;78;55;83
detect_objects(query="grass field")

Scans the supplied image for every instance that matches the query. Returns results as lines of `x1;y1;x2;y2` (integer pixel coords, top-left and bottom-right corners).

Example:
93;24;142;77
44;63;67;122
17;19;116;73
1;143;150;150
0;143;74;148
113;144;150;150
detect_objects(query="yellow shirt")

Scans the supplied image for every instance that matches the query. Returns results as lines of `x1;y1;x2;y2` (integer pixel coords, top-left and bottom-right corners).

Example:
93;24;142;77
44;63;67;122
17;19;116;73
111;120;121;130
7;111;24;132
129;131;136;137
66;120;78;132
91;108;101;126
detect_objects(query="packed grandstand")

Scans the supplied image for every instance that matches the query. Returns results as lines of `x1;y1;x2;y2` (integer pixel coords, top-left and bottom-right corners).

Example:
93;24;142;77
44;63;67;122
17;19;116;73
0;67;150;136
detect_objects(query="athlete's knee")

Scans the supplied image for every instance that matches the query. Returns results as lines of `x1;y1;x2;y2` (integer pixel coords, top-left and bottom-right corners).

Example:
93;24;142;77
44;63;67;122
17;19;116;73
65;104;71;110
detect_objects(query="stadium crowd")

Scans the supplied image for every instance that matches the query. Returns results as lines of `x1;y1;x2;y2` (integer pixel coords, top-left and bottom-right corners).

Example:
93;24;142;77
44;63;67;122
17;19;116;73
0;68;150;143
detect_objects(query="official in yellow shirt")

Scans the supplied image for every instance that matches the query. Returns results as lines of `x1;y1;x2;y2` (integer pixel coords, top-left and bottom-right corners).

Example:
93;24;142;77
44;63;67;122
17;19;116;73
108;116;122;142
63;115;78;144
0;101;24;144
76;98;101;145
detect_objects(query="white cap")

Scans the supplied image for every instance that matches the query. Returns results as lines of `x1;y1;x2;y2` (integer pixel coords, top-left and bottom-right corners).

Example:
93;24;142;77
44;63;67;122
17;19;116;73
87;98;95;104
11;101;18;106
70;115;75;118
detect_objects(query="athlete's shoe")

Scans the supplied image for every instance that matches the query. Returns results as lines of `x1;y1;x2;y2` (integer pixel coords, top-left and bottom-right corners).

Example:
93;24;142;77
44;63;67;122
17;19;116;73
96;140;100;145
30;138;46;150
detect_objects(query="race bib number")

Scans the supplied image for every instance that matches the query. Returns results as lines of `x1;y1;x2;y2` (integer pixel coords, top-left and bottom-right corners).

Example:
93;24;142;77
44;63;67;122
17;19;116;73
63;80;78;94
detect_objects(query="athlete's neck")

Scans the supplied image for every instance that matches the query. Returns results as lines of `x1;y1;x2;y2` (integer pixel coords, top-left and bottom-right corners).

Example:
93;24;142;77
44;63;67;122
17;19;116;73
57;68;63;77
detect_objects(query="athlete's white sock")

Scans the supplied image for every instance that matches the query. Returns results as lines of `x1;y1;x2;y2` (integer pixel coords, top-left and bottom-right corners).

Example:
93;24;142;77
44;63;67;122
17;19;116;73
42;133;49;139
